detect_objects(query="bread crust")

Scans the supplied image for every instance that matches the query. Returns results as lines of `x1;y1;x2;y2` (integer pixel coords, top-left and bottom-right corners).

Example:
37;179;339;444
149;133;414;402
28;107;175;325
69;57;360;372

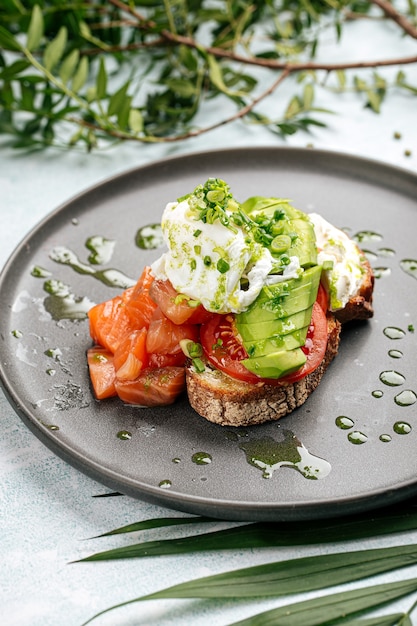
333;254;374;324
186;315;341;427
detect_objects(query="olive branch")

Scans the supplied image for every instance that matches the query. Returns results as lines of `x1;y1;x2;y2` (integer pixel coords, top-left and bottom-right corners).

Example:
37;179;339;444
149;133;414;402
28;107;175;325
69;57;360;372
0;0;416;151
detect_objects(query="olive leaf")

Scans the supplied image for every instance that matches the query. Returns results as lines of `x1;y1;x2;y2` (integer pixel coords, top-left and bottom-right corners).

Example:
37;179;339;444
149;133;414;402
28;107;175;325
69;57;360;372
59;50;80;84
95;57;107;101
71;56;89;93
43;27;68;72
26;4;44;52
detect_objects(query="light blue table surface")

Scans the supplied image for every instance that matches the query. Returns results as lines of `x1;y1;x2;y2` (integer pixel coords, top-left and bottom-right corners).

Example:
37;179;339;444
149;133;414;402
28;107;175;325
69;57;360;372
1;15;417;626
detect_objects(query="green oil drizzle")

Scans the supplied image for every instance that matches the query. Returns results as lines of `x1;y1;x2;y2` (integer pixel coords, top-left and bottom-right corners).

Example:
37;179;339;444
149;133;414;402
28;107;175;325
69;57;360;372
40;420;60;431
117;430;132;440
383;327;406;340
46;368;56;376
347;431;368;445
45;347;62;360
159;479;172;489
85;236;116;265
136;224;164;250
49;246;135;289
172;458;181;464
335;415;355;430
43;279;94;321
394;390;417;406
400;259;417;279
31;265;52;278
239;430;331;480
393;421;412;435
11;330;23;338
192;452;212;465
379;370;406;386
372;390;384;398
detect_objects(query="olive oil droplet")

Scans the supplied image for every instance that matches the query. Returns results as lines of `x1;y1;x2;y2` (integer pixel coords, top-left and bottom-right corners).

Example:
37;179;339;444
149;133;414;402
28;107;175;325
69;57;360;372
117;430;132;440
373;267;391;279
378;248;395;257
159;479;172;489
372;390;384;398
383;327;406;340
136;224;164;250
192;452;212;465
393;421;412;435
335;416;354;430
348;431;368;445
394;390;417;407
353;230;383;243
379;434;391;442
400;259;417;280
388;349;403;359
379;371;406;386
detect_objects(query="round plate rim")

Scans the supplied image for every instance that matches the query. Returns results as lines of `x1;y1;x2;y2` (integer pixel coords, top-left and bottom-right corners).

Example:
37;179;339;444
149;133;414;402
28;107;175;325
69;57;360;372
1;145;417;522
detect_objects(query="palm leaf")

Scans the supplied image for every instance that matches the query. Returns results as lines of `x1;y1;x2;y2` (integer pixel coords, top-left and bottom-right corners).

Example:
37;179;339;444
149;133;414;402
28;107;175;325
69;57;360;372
91;515;215;538
228;578;417;626
77;499;417;561
134;544;417;600
82;577;417;626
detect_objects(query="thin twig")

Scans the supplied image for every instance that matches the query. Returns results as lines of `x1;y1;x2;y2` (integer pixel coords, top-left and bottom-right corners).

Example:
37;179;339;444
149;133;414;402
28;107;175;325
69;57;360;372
68;69;291;144
370;0;417;39
107;0;417;73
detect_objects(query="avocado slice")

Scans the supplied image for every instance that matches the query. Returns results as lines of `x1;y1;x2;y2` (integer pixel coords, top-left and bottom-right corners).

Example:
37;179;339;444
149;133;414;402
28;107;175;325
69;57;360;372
284;218;317;267
237;305;314;342
236;195;321;380
242;348;307;379
238;266;321;324
244;325;309;358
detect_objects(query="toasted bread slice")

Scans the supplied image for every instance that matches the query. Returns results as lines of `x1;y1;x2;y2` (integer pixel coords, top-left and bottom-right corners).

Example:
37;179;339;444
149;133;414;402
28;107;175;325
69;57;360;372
186;240;374;427
186;314;341;427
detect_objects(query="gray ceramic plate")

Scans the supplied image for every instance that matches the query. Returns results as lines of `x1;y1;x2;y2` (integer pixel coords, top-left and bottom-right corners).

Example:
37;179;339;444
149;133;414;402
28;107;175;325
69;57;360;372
1;147;417;521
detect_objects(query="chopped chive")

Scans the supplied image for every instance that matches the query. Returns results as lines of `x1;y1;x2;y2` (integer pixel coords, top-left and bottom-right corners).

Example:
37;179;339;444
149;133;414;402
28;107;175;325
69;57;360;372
194;245;201;255
193;229;202;237
271;234;291;254
190;259;197;270
192;357;205;372
174;294;189;305
204;256;212;266
189;342;203;358
217;258;230;273
322;260;334;271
